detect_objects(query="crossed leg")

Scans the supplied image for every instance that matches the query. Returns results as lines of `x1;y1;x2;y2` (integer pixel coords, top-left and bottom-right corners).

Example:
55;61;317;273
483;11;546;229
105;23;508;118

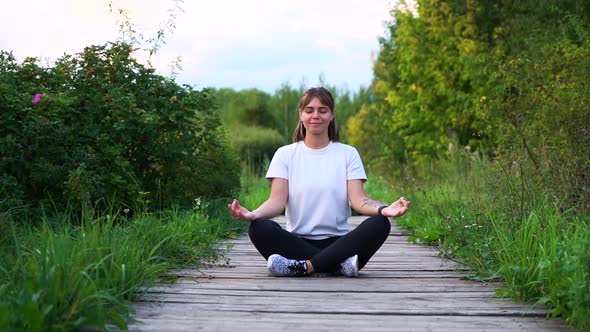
248;215;391;274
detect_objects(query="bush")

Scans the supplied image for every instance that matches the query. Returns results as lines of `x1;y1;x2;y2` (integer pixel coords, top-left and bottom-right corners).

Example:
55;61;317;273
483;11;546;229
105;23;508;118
0;43;240;216
229;125;286;173
488;37;590;213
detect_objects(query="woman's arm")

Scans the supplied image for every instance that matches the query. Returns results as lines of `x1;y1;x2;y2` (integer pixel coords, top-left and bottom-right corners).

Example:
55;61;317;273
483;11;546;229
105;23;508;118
228;178;288;221
347;179;410;218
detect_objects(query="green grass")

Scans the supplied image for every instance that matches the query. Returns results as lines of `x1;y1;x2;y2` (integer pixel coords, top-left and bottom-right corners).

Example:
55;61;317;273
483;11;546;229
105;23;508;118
238;165;270;211
239;172;271;211
0;202;241;331
381;152;590;330
492;208;590;330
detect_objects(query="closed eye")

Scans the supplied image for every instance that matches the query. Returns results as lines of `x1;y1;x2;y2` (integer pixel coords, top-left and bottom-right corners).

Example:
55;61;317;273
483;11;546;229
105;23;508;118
304;107;330;113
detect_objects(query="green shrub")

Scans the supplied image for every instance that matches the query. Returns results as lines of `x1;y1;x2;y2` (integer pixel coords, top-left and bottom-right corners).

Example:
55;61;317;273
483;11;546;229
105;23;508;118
488;37;590;214
229;125;286;173
0;43;239;216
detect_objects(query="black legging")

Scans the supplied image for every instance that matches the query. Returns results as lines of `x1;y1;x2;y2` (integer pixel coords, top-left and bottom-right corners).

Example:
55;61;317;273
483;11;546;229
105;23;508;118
248;215;391;273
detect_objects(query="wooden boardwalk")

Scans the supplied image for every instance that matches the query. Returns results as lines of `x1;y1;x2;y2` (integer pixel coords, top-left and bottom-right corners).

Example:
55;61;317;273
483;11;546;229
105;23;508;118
129;216;567;331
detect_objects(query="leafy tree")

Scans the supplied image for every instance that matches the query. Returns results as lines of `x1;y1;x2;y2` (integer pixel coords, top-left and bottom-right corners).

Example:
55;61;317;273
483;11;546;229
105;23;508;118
212;88;288;172
369;0;492;170
214;88;278;128
349;0;589;211
269;82;305;140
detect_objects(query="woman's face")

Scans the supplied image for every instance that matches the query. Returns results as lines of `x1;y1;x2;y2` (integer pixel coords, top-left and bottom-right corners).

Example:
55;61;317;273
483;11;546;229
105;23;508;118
299;96;334;137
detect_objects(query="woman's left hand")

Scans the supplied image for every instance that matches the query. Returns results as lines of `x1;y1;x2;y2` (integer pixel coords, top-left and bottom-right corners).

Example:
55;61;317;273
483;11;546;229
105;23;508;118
381;197;411;218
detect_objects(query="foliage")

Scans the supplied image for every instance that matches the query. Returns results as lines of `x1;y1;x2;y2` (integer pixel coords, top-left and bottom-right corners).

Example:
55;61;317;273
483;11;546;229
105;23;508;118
393;147;590;330
229;125;286;173
346;102;408;181
239;167;271;211
214;82;373;145
355;0;589;200
492;208;590;330
488;39;590;213
352;6;590;328
0;202;241;331
212;82;370;172
321;84;373;143
0;43;239;216
357;0;491;173
0;3;245;331
213;88;279;129
267;82;306;139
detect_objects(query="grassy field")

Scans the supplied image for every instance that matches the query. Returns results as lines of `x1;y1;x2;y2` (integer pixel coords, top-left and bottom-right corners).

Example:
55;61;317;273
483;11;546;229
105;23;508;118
0;201;243;331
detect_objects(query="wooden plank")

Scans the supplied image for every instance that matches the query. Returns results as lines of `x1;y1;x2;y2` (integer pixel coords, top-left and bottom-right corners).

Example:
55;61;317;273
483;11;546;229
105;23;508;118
218;236;413;245
212;256;463;263
208;258;465;266
210;261;467;268
131;299;549;317
143;288;500;298
129;314;564;332
165;270;472;279
151;278;504;292
217;251;446;258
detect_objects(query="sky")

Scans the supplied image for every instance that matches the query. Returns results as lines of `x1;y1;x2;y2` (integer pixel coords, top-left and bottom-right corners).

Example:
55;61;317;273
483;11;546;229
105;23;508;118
0;0;397;93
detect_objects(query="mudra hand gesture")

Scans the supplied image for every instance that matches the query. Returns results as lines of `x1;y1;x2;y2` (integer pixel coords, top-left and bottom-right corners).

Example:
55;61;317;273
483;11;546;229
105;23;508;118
380;197;411;218
228;199;255;221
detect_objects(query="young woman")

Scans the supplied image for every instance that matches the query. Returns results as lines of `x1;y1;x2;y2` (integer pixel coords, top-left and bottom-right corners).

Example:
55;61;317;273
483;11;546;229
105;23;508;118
228;87;410;277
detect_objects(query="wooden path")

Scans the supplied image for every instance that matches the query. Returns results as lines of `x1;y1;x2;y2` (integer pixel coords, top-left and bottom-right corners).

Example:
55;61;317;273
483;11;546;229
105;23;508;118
128;216;567;331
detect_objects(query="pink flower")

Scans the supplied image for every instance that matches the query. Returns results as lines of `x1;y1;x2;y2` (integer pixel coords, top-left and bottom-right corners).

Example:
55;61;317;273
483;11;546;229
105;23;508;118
32;93;45;104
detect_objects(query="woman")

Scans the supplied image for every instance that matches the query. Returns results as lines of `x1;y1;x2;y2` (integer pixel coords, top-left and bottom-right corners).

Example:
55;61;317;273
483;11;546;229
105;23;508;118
228;87;410;277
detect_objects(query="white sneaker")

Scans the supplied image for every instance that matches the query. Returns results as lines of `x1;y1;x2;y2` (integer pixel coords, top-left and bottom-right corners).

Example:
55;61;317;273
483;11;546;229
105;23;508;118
339;255;359;277
267;254;308;277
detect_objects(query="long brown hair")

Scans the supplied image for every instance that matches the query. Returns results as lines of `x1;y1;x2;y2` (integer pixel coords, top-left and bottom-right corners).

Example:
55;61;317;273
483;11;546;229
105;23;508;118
292;87;340;142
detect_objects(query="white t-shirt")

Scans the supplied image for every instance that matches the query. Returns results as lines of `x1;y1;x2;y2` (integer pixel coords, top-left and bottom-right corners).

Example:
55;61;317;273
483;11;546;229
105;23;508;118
266;141;367;240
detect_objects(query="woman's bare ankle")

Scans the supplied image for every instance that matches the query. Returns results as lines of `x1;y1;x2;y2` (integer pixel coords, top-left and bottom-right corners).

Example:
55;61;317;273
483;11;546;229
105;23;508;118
306;260;315;274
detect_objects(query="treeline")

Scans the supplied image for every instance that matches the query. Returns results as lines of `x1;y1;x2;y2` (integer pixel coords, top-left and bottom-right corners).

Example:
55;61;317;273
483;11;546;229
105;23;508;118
212;83;371;172
352;1;589;329
349;0;589;212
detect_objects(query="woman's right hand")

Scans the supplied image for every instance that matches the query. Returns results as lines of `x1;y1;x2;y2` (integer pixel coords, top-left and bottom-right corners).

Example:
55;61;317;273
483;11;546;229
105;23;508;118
228;199;255;221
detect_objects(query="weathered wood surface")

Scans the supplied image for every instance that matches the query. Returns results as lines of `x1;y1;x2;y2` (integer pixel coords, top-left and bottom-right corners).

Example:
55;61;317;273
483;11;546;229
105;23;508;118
128;216;567;331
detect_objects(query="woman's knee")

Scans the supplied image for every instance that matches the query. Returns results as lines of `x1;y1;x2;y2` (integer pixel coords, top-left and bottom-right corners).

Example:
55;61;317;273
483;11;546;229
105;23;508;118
362;215;391;238
378;215;392;233
248;219;278;240
352;215;391;242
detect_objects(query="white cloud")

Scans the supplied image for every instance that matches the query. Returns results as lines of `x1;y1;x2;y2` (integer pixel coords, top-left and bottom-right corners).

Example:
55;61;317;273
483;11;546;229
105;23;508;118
0;0;394;92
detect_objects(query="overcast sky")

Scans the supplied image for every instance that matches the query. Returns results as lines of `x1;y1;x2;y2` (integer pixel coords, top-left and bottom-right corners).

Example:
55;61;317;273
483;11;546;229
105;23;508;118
0;0;396;93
